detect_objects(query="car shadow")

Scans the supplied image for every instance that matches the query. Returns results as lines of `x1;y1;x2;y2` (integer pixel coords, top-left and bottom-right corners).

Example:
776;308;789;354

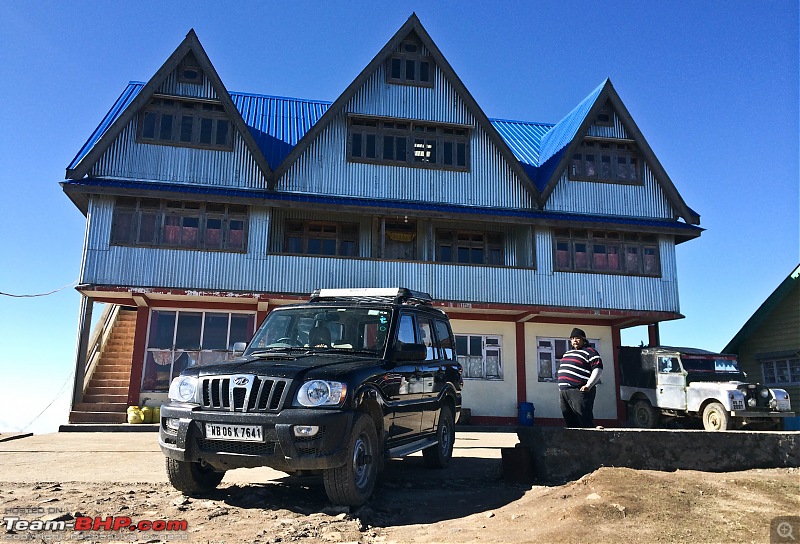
213;454;528;526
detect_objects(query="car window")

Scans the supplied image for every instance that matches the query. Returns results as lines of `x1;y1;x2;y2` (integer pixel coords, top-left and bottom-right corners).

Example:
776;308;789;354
419;317;437;361
397;314;417;345
434;319;454;360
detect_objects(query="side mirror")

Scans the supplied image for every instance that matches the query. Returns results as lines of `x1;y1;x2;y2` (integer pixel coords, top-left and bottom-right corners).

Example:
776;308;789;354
232;342;247;354
394;343;427;362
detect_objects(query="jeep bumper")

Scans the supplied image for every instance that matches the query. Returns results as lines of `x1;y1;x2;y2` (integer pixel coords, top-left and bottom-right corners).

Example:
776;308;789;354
159;402;354;472
730;411;795;418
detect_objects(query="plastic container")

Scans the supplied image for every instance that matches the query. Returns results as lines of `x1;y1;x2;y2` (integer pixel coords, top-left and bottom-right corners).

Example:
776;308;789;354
518;402;535;426
141;406;153;424
126;406;144;424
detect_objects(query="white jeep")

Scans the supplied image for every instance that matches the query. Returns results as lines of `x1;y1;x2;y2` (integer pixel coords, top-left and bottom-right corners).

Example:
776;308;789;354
619;346;793;431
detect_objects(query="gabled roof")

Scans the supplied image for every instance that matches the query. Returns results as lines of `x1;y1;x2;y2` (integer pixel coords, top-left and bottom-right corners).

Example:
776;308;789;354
724;264;800;354
267;13;541;200
534;79;700;225
65;18;700;229
66;29;272;181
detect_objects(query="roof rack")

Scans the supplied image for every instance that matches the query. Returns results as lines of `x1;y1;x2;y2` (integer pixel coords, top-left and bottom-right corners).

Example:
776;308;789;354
308;287;433;306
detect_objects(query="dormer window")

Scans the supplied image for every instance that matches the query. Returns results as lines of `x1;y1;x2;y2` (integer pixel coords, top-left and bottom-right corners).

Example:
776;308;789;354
138;96;232;151
595;102;614;127
386;39;433;87
570;139;641;184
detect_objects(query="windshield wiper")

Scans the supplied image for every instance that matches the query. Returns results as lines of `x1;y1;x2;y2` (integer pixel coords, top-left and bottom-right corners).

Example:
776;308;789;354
309;347;378;356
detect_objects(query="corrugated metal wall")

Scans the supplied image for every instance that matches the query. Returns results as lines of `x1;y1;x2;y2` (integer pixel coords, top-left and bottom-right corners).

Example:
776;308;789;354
545;116;675;218
90;68;267;189
278;65;534;209
545;165;674;219
82;197;680;312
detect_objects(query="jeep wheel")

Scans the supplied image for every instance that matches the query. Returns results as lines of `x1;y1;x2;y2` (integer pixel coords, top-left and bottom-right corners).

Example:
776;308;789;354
323;413;378;507
165;458;225;496
423;407;455;468
702;402;732;431
631;400;660;428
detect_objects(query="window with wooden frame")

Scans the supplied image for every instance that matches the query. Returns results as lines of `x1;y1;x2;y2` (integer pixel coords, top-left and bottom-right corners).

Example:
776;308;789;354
761;357;800;385
436;230;504;266
138;96;232;151
177;52;203;85
553;228;660;276
537;336;599;382
284;220;359;257
348;116;469;171
570;139;641;184
594;102;614;127
111;197;247;252
455;334;502;380
386;39;433;87
381;219;417;260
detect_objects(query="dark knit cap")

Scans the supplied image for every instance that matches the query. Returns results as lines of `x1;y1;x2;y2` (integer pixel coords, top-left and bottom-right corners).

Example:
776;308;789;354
570;328;587;339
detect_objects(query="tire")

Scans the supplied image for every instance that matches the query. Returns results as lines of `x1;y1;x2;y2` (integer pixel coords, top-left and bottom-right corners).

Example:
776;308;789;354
323;413;378;507
631;400;660;428
165;458;225;495
702;402;732;431
423;407;455;469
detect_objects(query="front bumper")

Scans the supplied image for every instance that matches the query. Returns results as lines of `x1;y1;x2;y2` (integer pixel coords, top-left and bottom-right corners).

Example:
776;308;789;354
730;411;795;418
159;402;354;472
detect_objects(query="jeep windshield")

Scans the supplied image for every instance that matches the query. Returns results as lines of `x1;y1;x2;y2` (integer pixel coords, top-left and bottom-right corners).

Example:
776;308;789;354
681;355;747;381
244;306;391;357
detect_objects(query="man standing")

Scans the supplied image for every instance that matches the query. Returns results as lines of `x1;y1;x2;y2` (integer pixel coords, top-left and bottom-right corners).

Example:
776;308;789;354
558;328;603;427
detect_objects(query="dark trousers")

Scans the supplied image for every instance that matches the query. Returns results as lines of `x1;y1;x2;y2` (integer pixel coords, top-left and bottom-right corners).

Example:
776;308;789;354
559;386;596;428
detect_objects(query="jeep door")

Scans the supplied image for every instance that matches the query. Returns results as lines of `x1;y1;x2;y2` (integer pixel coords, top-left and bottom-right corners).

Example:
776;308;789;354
385;312;424;441
655;355;687;410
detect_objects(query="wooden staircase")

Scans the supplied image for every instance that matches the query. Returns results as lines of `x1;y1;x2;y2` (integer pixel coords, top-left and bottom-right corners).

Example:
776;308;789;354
68;307;137;423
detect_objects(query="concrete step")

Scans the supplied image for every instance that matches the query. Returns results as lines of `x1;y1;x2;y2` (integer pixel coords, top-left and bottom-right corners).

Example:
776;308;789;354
83;394;128;404
91;372;131;382
69;411;127;424
74;402;128;413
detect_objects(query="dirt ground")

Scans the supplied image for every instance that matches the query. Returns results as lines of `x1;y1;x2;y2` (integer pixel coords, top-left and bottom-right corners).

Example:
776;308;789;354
2;461;799;543
0;432;798;544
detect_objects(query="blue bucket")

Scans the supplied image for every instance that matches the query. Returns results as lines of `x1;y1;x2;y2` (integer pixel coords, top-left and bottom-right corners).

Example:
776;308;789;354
518;402;535;426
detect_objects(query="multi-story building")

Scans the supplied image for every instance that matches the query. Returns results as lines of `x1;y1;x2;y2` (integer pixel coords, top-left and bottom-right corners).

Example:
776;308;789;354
63;15;702;426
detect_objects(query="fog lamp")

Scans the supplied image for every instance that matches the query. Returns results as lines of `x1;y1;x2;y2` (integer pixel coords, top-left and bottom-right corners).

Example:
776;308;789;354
293;425;320;438
747;398;757;408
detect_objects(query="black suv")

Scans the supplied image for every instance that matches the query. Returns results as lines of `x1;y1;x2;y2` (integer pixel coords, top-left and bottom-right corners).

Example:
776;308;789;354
159;288;463;506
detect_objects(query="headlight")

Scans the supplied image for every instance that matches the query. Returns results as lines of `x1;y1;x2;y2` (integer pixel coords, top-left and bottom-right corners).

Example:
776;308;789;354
296;380;347;407
747;397;757;407
168;376;198;402
760;389;770;398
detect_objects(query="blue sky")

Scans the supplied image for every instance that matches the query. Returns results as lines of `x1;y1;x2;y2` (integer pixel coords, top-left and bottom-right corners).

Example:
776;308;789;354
0;1;797;433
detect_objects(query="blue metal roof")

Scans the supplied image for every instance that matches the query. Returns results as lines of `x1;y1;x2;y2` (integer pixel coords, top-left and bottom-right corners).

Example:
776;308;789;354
67;81;610;188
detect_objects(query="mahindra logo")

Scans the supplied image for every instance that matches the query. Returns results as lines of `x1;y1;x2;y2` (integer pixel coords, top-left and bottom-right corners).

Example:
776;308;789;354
233;376;249;386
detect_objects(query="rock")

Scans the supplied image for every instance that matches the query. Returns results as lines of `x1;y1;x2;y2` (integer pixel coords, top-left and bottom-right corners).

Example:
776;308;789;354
586;493;602;501
485;511;495;518
322;506;350;516
207;508;229;520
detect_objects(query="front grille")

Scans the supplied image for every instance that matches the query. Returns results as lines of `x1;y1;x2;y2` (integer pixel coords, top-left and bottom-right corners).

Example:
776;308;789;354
197;438;277;456
200;375;291;412
738;385;771;409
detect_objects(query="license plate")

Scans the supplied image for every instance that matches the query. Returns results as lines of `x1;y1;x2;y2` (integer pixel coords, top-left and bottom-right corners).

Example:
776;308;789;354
205;423;264;442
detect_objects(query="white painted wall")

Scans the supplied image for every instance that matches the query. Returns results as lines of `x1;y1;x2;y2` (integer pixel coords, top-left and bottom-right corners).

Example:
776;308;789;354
524;322;617;420
449;319;518;418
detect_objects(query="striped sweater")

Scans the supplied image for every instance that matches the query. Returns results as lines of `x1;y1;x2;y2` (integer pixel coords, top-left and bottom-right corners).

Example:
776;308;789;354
557;346;603;389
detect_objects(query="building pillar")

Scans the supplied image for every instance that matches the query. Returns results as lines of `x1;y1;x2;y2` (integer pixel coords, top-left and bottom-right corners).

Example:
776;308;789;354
70;295;94;408
515;322;527;404
127;305;150;406
648;323;661;347
611;325;626;424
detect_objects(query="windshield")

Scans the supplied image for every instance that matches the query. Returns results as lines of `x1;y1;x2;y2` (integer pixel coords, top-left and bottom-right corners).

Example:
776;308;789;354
681;355;742;373
245;306;392;356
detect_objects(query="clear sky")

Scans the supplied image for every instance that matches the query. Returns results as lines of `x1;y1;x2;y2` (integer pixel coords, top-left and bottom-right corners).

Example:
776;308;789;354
0;1;797;434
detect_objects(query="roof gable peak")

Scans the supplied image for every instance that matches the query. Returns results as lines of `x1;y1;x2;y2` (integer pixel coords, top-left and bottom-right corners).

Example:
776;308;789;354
66;29;272;181
269;14;541;201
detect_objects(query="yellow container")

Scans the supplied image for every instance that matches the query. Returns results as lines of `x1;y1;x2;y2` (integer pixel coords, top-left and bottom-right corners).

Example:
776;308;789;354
152;406;160;424
127;406;144;424
141;406;153;424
